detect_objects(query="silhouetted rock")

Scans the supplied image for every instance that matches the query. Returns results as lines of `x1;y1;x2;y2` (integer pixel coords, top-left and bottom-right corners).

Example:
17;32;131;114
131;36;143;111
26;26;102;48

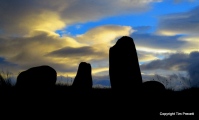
142;81;165;93
72;62;93;90
16;65;57;88
109;36;142;91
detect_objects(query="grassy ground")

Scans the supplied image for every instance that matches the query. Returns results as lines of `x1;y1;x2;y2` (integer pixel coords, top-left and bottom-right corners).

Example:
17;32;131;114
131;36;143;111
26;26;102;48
0;75;198;119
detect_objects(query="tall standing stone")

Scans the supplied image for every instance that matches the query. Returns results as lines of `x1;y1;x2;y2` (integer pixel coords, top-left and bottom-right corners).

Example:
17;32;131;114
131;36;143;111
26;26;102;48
109;36;142;91
72;62;93;90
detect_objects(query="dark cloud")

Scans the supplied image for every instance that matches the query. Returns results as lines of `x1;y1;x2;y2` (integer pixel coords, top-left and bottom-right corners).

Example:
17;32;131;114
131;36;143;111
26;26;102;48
157;5;199;35
47;46;94;57
187;52;199;87
46;46;106;58
131;33;187;50
141;51;199;87
141;53;189;70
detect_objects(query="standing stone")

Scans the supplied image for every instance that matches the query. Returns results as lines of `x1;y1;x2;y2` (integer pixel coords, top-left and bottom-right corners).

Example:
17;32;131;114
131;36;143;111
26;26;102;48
72;62;93;90
142;81;165;93
16;65;57;88
109;36;142;91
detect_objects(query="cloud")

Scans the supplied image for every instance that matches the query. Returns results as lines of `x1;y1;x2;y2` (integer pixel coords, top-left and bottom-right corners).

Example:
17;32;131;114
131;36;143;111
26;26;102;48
186;52;199;87
76;25;133;45
155;5;199;54
75;25;133;75
47;46;105;58
92;67;109;75
46;46;108;70
131;33;187;52
173;0;196;4
0;25;132;79
157;5;199;36
128;28;196;63
137;51;159;62
59;0;162;24
0;0;139;80
129;32;190;63
141;51;199;87
0;0;161;36
134;26;152;33
74;25;133;69
0;31;82;59
0;1;65;36
4;0;199;89
140;53;189;70
0;31;84;76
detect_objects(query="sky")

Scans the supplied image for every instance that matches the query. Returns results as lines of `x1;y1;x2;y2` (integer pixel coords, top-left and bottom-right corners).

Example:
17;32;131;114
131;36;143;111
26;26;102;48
0;0;199;90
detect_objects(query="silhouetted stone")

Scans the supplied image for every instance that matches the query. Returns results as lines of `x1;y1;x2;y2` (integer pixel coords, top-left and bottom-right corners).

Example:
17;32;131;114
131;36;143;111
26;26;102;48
109;36;142;91
16;65;57;88
72;62;93;90
142;81;165;93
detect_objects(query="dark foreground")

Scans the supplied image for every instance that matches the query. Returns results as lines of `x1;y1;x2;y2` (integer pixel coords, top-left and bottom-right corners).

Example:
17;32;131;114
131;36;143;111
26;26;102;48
0;85;198;119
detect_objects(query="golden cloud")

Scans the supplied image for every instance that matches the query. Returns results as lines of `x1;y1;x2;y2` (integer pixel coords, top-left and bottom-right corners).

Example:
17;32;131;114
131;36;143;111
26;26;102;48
0;25;133;78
